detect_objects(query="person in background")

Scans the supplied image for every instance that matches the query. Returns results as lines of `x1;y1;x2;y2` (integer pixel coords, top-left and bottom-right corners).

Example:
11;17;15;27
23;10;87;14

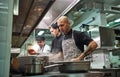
33;36;51;56
49;23;64;62
11;36;51;74
18;36;51;56
57;16;98;62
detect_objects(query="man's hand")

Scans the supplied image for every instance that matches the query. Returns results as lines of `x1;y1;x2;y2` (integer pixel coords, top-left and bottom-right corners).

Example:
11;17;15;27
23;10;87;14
71;53;85;62
71;57;80;62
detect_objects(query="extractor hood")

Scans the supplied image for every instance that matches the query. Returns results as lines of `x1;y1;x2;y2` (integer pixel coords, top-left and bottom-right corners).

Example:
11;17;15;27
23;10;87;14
12;0;55;48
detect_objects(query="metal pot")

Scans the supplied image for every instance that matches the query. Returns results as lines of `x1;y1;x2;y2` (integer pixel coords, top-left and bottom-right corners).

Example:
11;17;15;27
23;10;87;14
24;64;44;75
33;56;49;66
17;56;49;75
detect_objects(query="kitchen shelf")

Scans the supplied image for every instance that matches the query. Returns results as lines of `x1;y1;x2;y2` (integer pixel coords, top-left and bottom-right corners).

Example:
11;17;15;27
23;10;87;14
115;36;120;40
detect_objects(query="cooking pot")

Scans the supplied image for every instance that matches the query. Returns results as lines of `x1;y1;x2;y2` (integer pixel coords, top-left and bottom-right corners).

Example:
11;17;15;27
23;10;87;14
22;56;48;75
17;56;49;74
32;56;49;66
24;63;62;75
24;64;44;75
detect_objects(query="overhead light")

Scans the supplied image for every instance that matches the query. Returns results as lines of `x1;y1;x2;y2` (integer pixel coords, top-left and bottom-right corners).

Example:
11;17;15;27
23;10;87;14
106;24;109;26
0;3;3;5
38;31;44;35
11;48;20;53
114;18;120;22
13;0;19;15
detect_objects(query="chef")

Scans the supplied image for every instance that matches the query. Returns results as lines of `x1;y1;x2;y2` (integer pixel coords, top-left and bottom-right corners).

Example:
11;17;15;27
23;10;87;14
49;23;64;62
57;16;98;62
34;36;51;56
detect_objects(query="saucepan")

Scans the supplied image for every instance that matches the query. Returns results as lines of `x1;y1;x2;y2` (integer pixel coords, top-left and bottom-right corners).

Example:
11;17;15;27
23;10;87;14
24;63;62;75
24;63;44;75
17;56;49;75
23;56;49;75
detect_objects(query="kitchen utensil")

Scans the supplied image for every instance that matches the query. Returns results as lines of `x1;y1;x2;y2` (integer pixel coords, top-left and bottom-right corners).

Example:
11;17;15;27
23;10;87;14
17;56;49;75
53;61;90;73
24;64;44;75
59;61;90;73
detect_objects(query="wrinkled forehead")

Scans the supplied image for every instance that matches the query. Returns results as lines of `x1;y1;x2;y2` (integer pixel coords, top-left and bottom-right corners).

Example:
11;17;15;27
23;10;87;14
58;18;68;23
58;17;70;26
57;21;64;25
57;20;66;27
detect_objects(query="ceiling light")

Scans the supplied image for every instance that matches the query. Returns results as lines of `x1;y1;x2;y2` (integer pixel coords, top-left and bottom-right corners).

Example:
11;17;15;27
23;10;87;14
13;0;19;15
11;48;20;53
0;3;3;5
38;31;44;35
114;18;120;22
106;24;109;26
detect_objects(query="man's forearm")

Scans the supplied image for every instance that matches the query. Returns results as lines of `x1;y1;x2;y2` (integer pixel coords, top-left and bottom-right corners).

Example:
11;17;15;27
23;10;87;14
78;41;98;60
49;52;64;61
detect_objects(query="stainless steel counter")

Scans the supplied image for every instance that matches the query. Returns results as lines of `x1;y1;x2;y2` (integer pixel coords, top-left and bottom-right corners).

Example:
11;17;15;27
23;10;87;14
90;68;120;77
15;71;106;77
11;68;120;77
90;68;120;71
22;72;88;77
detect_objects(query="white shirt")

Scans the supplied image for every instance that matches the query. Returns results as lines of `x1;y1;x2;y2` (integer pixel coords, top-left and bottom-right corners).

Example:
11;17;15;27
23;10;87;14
36;44;51;56
17;43;51;57
37;45;51;53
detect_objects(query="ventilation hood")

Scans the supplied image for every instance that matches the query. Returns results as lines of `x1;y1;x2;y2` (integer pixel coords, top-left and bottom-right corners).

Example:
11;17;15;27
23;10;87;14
12;0;55;48
36;0;80;29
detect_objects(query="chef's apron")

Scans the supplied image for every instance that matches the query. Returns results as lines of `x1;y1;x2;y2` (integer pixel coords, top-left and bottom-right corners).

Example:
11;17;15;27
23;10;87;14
62;31;82;61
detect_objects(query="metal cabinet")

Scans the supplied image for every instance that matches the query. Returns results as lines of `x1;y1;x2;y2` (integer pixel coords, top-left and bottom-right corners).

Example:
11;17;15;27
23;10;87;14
0;0;13;77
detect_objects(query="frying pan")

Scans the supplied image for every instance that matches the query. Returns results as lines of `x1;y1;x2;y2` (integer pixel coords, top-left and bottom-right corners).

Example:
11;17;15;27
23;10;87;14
44;61;91;73
52;61;90;73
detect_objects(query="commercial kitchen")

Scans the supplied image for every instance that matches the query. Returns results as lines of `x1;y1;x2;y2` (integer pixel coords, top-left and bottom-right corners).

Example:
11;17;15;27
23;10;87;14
0;0;120;77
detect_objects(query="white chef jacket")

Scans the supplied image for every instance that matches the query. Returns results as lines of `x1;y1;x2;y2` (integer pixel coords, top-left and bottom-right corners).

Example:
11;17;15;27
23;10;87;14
17;43;51;57
36;44;51;55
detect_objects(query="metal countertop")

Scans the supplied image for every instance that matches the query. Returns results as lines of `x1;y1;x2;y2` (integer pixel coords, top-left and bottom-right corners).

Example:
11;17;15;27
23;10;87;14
90;68;120;71
12;68;120;77
22;72;87;77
